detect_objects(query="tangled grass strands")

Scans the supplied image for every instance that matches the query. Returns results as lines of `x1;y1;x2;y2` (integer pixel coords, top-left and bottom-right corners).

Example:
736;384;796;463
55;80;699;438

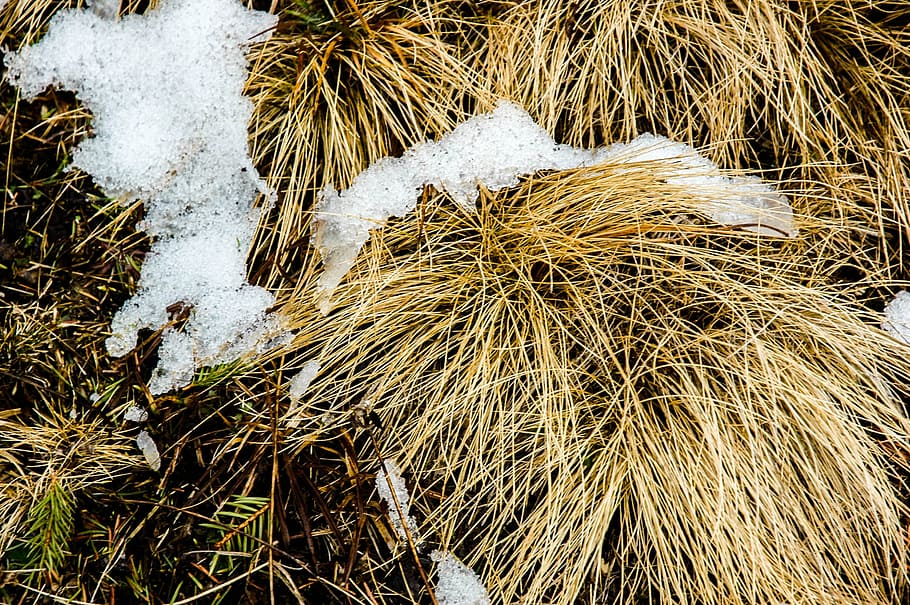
283;163;910;604
248;1;478;292
477;0;910;266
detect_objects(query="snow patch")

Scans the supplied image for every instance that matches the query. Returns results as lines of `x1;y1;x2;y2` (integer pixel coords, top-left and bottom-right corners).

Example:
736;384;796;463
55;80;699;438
314;101;795;313
136;430;161;471
375;459;419;543
5;0;285;394
431;550;491;605
87;0;120;19
288;360;321;402
883;291;910;344
124;405;149;423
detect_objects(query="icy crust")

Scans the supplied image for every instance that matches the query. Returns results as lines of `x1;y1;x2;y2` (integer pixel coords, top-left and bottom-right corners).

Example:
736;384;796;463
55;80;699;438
5;0;285;394
314;101;796;313
883;291;910;344
599;133;795;237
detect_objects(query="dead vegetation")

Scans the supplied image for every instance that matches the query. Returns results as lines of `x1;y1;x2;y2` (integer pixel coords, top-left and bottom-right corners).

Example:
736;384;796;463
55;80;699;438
2;1;910;604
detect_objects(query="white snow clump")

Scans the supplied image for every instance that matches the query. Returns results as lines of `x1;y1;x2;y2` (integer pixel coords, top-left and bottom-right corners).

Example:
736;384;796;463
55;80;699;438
136;430;161;471
883;291;910;344
288;360;321;402
4;0;287;394
430;550;491;605
375;458;419;543
124;404;149;423
314;100;796;313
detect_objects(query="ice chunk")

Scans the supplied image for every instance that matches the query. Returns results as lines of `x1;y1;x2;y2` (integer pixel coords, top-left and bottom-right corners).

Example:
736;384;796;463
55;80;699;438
883;291;910;344
375;458;419;543
313;101;796;312
288;360;321;402
5;0;285;394
124;405;149;423
431;550;491;605
136;430;161;471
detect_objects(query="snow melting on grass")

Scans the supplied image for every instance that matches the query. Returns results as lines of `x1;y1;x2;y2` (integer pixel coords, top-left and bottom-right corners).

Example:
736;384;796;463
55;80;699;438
5;0;287;394
314;100;796;313
123;405;149;423
136;430;161;471
375;458;419;543
375;460;491;604
288;360;321;403
883;291;910;343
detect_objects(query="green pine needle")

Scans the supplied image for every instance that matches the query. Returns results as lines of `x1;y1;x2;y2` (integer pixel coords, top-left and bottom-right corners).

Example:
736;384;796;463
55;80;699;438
25;475;75;575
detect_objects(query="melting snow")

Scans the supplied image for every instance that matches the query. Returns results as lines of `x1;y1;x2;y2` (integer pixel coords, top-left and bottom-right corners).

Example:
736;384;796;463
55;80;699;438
883;291;910;344
375;458;419;543
431;550;491;605
288;360;321;402
314;101;796;313
5;0;286;394
123;405;149;423
136;430;161;471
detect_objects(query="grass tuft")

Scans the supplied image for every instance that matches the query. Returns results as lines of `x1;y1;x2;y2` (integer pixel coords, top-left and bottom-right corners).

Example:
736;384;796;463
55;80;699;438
285;163;910;604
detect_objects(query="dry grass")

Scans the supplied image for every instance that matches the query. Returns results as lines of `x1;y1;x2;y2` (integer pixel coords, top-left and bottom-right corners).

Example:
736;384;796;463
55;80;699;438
477;0;910;271
285;163;910;604
248;0;479;293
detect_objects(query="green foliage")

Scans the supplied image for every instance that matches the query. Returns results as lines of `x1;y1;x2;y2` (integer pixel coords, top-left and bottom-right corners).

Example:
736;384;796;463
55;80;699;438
24;475;75;576
286;0;331;31
201;495;271;578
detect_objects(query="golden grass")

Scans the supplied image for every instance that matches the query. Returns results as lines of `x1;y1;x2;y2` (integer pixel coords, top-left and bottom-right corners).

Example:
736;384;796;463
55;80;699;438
283;162;910;604
248;0;478;292
476;0;910;267
255;2;910;603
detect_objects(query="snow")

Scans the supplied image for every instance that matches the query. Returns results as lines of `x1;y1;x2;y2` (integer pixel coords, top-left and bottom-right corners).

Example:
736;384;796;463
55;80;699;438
373;462;491;603
599;133;795;237
314;101;796;313
431;550;491;605
883;291;910;344
136;430;161;471
375;458;419;543
123;405;149;423
87;0;120;19
288;360;321;402
4;0;287;394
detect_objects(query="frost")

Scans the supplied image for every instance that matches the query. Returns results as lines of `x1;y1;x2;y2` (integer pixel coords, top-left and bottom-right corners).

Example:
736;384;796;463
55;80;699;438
136;430;161;471
375;459;419;543
5;0;285;394
124;405;149;423
314;101;796;312
288;360;321;402
883;291;910;344
431;551;491;605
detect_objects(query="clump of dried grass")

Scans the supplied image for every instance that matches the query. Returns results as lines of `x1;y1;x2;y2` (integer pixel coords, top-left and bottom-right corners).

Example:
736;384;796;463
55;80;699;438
476;0;910;269
4;0;910;603
248;0;478;293
286;162;910;604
